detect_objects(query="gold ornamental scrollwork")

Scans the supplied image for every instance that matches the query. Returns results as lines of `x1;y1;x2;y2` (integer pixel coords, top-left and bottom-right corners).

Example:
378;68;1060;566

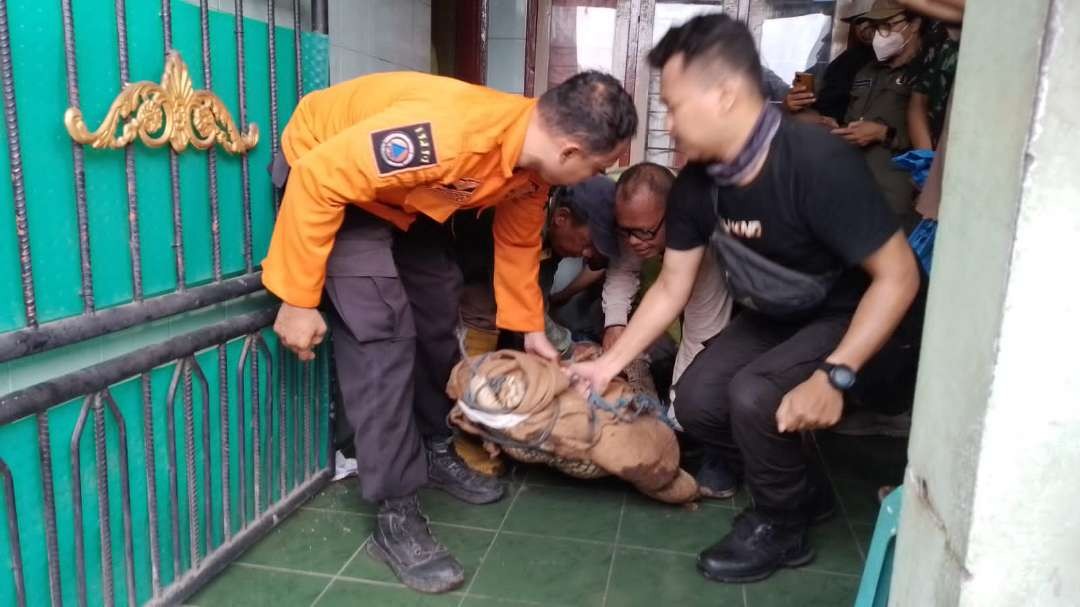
64;51;258;154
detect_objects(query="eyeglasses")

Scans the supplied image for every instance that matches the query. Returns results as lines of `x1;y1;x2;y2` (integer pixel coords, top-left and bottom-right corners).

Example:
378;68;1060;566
873;16;909;36
616;216;665;241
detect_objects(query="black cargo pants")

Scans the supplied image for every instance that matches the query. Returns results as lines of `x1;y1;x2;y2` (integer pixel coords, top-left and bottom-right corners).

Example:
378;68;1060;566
673;294;925;513
274;156;462;503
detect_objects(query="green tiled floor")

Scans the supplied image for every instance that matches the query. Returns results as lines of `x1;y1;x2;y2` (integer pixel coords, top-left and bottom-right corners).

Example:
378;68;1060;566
188;453;888;607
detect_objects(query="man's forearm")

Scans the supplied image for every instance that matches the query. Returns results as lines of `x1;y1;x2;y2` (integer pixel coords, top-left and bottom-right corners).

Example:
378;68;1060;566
602;255;641;327
601;274;689;373
585;247;702;383
897;0;964;23
827;269;919;371
551;266;605;303
493;192;548;333
908;93;934;150
262;154;360;308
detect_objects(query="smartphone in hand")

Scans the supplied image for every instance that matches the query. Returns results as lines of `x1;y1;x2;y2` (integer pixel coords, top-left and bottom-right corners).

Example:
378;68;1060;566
793;71;815;92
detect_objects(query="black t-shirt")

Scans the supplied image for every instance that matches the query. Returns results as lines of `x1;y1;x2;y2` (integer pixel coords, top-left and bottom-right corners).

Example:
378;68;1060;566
666;117;899;313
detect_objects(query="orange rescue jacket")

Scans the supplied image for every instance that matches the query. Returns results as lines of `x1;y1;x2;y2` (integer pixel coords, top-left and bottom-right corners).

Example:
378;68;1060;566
262;72;549;332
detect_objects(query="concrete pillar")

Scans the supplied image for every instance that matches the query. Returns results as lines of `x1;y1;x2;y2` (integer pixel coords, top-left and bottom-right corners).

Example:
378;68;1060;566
891;0;1080;605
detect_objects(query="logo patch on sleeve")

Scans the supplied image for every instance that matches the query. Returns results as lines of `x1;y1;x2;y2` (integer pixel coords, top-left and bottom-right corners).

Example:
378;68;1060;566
371;123;438;176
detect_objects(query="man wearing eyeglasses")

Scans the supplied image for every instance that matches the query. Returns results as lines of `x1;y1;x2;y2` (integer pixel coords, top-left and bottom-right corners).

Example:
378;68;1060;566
600;162;733;403
601;163;733;498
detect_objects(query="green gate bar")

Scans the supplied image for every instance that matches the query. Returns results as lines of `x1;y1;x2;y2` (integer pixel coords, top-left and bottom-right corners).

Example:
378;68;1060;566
0;0;328;361
0;310;333;606
0;0;334;604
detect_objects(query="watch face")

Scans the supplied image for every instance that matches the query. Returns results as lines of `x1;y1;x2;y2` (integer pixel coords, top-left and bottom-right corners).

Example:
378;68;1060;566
830;366;857;390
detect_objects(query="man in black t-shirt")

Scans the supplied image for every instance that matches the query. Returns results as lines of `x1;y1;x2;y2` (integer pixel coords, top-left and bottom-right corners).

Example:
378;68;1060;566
568;14;925;584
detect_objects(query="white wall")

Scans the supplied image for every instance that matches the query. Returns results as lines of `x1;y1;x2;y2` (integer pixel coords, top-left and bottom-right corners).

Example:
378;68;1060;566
891;0;1080;605
329;0;432;83
182;0;432;84
487;0;528;94
644;3;725;168
186;0;313;28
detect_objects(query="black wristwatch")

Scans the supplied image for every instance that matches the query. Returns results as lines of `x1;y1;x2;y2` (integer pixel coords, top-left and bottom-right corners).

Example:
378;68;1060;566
819;362;857;391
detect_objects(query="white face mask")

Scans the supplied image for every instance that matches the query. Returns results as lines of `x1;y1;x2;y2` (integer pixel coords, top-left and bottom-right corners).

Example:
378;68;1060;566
873;24;911;61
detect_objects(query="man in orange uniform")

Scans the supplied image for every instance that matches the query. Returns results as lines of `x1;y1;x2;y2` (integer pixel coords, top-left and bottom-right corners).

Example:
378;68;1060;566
262;70;637;593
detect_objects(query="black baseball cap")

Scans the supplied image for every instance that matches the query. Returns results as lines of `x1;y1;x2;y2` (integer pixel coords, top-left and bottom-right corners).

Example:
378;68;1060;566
561;176;619;260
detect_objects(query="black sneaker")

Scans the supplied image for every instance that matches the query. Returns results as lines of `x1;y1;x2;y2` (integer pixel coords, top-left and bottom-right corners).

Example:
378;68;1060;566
426;436;506;505
697;508;814;583
696;449;738;500
367;494;464;594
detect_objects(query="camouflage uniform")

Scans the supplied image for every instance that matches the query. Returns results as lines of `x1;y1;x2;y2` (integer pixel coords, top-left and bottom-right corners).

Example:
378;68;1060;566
912;30;960;148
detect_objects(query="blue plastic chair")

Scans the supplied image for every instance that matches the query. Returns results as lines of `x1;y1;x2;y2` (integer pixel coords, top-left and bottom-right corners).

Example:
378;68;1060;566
855;486;903;607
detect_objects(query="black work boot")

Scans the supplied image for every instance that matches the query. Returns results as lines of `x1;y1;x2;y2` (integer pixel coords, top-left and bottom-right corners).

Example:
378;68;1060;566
426;436;506;505
697;508;813;583
366;494;465;594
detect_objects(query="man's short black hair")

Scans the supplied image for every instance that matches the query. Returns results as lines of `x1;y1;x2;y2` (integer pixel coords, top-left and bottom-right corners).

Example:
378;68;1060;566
616;162;674;204
648;13;762;84
538;71;638;155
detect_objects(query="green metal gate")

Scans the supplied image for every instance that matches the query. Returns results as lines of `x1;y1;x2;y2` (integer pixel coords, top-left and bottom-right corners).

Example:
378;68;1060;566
0;1;332;604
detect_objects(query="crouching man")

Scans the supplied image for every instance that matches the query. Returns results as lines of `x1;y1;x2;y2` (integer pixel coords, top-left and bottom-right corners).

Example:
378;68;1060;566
569;15;924;584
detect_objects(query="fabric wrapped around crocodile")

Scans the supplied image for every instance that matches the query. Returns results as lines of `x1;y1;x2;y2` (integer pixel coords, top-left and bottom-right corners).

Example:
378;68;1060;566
445;350;699;504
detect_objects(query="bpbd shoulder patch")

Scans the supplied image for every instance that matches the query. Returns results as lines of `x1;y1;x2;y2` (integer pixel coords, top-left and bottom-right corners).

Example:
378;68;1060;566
371;122;438;176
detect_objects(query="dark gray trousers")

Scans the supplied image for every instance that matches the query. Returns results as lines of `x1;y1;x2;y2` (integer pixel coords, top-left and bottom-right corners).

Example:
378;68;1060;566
273;153;463;502
325;208;463;502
